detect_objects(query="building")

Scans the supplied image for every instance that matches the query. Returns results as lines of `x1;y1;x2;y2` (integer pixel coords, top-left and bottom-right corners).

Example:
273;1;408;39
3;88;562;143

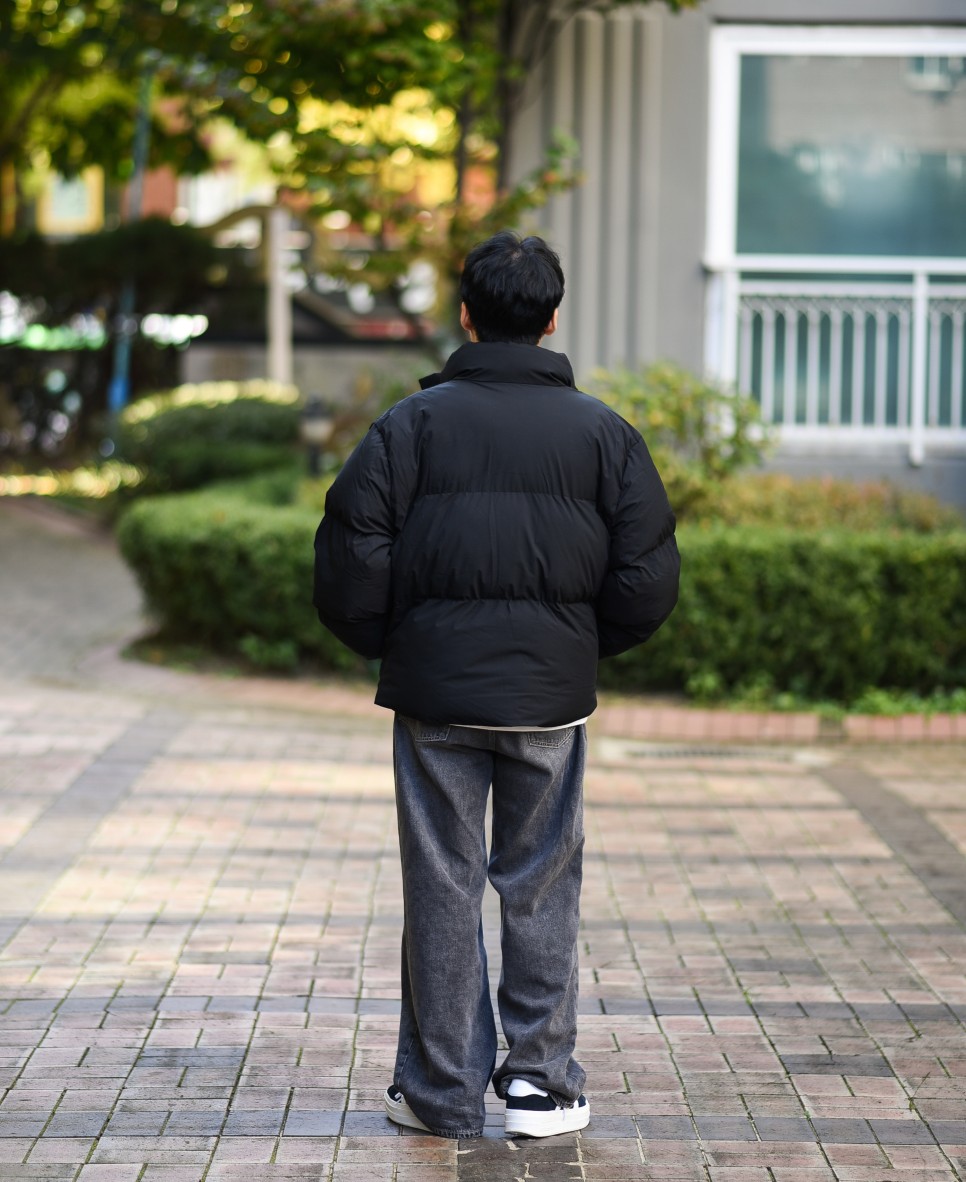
509;0;966;505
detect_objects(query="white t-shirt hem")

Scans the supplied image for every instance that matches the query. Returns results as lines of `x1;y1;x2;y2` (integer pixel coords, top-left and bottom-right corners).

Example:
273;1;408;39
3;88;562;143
455;718;589;732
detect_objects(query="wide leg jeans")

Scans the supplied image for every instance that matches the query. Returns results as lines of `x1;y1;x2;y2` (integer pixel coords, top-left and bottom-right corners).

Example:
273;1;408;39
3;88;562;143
391;715;587;1138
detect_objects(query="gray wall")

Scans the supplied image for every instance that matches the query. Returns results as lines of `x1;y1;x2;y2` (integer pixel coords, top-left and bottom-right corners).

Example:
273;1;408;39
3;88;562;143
509;5;712;382
509;1;966;504
707;0;966;22
180;344;433;403
764;448;966;512
510;0;966;384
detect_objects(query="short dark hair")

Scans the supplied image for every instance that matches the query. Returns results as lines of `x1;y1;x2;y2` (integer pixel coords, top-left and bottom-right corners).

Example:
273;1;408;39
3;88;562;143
459;231;565;345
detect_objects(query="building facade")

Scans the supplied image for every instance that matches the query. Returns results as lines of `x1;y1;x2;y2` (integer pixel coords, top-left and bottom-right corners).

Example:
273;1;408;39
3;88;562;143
509;0;966;505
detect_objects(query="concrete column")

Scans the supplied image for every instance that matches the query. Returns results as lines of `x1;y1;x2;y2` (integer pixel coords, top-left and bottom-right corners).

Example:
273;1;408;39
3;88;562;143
267;203;293;385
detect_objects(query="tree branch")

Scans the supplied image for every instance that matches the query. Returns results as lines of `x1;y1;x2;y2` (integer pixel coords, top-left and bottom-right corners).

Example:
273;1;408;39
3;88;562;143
0;73;67;156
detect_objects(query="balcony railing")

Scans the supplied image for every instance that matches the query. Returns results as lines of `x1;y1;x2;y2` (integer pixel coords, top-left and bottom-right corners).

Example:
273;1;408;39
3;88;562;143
705;257;966;464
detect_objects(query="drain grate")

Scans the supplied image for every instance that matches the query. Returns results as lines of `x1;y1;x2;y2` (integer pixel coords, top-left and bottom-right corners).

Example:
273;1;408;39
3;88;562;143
632;744;764;759
594;738;834;767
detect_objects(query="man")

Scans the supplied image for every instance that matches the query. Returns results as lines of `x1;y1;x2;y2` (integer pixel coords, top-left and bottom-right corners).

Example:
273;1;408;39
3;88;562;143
314;231;680;1139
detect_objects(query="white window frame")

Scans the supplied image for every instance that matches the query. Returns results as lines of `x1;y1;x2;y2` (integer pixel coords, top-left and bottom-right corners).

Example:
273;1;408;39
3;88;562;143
705;23;966;274
703;25;966;462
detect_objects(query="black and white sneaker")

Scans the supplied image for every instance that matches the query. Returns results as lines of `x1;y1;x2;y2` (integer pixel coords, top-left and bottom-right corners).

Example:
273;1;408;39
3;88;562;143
505;1092;590;1138
384;1085;431;1132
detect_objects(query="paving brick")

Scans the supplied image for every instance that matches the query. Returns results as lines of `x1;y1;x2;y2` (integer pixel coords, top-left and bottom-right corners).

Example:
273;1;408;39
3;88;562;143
221;1108;285;1136
273;1135;338;1163
87;1136;216;1165
754;1117;816;1141
24;1137;94;1163
329;1167;395;1181
695;1115;757;1141
2;501;966;1182
928;1120;966;1143
102;1112;167;1136
208;1169;329;1181
42;1111;107;1139
810;1118;877;1144
0;1119;47;1137
580;1115;638;1138
209;1135;278;1162
340;1108;397;1135
75;1168;143;1181
636;1116;698;1140
0;1169;81;1181
139;1171;210;1181
395;1167;457;1181
870;1118;938;1145
0;1139;33;1163
581;1139;648;1163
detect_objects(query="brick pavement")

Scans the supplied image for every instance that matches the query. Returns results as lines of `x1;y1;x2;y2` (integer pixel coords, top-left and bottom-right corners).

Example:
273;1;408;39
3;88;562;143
1;498;965;1182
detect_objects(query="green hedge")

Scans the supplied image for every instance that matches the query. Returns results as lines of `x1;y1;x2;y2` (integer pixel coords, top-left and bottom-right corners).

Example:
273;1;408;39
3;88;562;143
117;476;357;673
117;381;301;494
118;483;966;699
603;526;966;700
691;473;963;534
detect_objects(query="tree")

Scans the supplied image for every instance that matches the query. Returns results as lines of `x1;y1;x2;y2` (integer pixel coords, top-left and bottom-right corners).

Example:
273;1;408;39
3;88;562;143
2;1;704;346
2;1;700;251
0;0;458;438
0;217;235;455
0;0;704;459
0;0;450;233
287;0;701;336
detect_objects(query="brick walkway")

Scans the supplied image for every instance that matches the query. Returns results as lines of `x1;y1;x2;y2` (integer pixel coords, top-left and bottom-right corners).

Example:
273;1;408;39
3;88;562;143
1;499;965;1182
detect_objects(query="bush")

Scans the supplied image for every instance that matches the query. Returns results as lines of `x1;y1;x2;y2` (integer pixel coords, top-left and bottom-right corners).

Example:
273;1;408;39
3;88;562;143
588;362;771;516
600;526;966;701
693;473;963;533
117;380;301;493
119;474;966;702
585;363;961;535
0;219;250;457
117;476;360;674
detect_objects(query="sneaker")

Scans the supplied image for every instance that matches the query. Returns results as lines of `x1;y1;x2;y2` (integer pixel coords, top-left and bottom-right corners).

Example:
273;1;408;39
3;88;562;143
384;1085;431;1132
505;1092;590;1138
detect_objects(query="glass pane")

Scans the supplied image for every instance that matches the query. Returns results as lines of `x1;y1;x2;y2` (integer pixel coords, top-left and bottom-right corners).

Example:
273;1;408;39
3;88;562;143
737;53;966;256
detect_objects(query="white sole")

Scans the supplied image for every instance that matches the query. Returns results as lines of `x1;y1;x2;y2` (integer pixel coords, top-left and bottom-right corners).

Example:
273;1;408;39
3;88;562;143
384;1089;431;1132
505;1100;590;1138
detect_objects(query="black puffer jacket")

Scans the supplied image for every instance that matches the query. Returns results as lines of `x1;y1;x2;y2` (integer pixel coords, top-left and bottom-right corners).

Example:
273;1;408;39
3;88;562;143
314;342;679;726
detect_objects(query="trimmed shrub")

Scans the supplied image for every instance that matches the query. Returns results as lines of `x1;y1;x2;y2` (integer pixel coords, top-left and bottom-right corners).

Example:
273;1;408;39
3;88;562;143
117;477;359;673
587;363;771;516
117;380;301;494
600;526;966;701
118;476;966;700
693;473;963;533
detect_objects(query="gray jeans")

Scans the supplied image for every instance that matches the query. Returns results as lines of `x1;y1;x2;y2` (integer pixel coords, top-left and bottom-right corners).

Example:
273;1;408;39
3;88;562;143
391;715;587;1138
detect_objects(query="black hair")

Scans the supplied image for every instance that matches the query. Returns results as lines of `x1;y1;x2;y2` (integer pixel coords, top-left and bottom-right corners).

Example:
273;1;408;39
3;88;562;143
459;230;565;345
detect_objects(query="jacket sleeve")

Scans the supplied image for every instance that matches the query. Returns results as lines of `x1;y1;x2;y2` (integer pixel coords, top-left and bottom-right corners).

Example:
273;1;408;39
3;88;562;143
596;436;681;659
313;423;394;659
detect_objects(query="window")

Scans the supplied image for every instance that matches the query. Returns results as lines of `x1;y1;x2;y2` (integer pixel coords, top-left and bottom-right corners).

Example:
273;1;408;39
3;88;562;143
704;28;966;454
708;26;966;264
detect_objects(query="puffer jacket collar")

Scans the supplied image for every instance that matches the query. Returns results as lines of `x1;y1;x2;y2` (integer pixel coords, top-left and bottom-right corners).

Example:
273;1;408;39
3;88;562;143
419;341;576;391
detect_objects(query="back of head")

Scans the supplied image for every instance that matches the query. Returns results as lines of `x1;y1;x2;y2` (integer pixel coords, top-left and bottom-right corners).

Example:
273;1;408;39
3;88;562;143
460;231;565;345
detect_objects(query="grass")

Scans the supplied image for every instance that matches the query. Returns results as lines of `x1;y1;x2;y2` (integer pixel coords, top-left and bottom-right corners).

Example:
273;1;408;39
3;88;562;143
698;683;966;719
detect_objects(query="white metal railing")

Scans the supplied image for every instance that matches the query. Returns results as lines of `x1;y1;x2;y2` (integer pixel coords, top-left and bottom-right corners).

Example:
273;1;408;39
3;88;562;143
704;258;966;465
